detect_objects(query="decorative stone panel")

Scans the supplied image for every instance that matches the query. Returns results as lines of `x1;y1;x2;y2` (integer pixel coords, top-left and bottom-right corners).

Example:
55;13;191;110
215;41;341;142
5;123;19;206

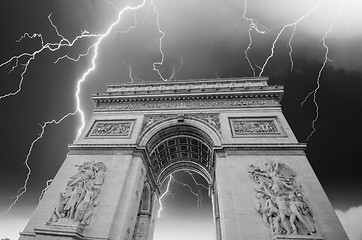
87;120;134;138
47;161;107;229
141;113;221;133
95;99;279;111
229;117;285;137
248;161;319;238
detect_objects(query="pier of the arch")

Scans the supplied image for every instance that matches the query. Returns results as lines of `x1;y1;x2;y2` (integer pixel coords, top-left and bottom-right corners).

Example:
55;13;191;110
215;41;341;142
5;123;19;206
19;77;348;240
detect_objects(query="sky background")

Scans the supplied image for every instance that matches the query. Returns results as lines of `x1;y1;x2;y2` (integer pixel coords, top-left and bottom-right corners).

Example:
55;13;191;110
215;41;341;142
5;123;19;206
0;0;362;239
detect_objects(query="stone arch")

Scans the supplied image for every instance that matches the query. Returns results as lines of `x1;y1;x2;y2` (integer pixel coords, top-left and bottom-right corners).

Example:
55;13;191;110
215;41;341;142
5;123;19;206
137;116;223;148
140;182;152;213
138;117;221;186
158;161;212;186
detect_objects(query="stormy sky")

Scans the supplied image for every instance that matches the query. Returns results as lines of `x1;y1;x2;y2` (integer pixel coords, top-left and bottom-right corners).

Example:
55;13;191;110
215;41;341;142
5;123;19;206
0;0;361;239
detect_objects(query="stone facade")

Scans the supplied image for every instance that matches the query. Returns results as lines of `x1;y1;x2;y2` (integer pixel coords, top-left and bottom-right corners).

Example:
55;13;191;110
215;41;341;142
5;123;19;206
19;77;348;240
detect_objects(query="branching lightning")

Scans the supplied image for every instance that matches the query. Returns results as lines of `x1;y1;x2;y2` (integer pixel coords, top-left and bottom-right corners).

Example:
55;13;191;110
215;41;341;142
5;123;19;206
158;175;173;218
150;1;169;81
187;171;209;190
122;60;144;83
172;175;203;210
256;0;326;77
0;112;76;215
242;0;268;77
169;56;183;80
157;171;209;218
242;0;344;141
1;0;152;214
39;179;53;202
301;2;342;141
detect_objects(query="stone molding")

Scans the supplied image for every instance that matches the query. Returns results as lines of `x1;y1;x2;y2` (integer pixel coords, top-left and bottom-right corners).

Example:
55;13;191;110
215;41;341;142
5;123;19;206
273;235;322;240
105;77;269;95
94;98;279;111
92;77;283;111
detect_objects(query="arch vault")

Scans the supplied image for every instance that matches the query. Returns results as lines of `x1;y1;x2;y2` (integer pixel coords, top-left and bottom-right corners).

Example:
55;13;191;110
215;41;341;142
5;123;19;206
19;77;348;240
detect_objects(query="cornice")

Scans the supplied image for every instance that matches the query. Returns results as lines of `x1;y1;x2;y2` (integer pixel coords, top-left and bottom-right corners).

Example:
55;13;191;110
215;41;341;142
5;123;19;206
91;77;283;111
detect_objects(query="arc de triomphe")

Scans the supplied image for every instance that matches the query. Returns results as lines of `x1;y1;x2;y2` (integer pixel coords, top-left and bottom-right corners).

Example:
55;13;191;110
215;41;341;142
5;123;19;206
19;77;348;240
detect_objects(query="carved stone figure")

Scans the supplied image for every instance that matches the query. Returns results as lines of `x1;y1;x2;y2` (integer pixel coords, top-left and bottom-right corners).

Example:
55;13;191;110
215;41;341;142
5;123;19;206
248;161;317;236
48;161;106;226
90;122;132;136
64;182;86;219
233;120;278;134
74;185;94;222
254;193;269;225
274;194;292;235
81;201;99;225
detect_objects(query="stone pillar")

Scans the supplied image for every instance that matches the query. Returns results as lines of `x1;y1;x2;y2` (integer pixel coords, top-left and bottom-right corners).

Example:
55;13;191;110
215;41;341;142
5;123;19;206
215;149;349;240
19;151;147;240
215;150;244;240
211;185;222;240
133;183;158;240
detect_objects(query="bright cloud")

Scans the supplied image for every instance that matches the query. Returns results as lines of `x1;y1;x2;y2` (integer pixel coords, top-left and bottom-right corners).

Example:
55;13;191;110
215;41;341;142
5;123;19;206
336;206;362;240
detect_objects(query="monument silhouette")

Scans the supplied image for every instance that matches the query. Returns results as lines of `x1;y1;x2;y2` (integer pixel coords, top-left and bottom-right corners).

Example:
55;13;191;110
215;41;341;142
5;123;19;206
19;77;348;240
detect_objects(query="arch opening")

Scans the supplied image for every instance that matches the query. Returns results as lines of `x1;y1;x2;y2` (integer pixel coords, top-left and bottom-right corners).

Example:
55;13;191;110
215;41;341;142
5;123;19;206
144;123;216;186
153;170;215;240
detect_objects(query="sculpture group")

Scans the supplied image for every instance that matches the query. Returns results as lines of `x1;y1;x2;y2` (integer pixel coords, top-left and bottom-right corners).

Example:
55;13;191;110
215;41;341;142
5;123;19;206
248;161;316;236
48;161;107;225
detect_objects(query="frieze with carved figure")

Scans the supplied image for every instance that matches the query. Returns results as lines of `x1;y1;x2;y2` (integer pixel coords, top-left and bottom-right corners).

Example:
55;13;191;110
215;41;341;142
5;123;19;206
95;99;278;111
141;113;220;133
88;120;133;137
248;162;318;239
47;161;106;226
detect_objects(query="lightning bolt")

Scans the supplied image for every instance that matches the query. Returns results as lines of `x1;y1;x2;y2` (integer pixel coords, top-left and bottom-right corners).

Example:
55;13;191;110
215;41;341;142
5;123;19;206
39;179;53;202
122;60;144;83
301;2;342;141
187;171;209;190
241;0;345;142
0;112;76;215
172;176;203;210
158;175;174;218
1;0;150;214
150;1;169;81
104;0;120;11
157;171;209;218
168;56;183;81
256;0;326;77
242;0;268;77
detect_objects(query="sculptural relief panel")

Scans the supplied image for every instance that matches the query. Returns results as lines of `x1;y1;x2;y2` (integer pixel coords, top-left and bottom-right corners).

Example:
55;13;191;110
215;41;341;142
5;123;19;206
141;113;220;133
47;161;107;227
230;117;285;137
248;161;318;238
87;120;134;138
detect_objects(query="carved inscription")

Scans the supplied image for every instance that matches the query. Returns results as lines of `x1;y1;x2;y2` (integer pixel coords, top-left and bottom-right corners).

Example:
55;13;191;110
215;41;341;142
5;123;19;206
248;162;317;236
48;161;107;226
95;99;278;111
89;121;133;136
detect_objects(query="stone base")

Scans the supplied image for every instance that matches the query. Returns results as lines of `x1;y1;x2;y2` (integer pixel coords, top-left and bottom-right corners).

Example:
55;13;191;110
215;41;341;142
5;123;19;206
273;235;323;240
33;219;85;239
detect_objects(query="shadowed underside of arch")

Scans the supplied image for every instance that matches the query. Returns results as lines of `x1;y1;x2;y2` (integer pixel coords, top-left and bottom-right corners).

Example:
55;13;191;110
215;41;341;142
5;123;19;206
145;124;215;185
